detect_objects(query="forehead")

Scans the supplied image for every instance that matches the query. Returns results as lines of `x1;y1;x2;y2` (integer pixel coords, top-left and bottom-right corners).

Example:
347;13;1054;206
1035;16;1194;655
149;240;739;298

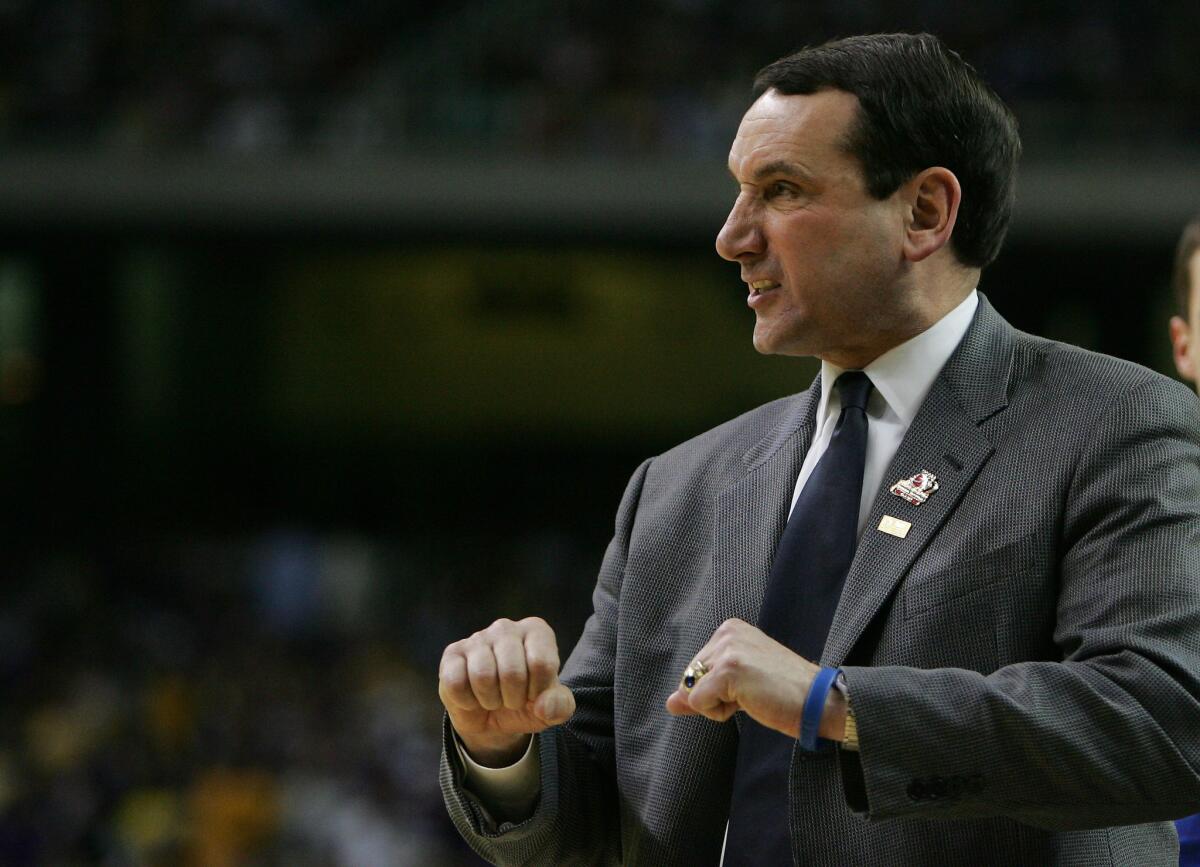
728;88;861;175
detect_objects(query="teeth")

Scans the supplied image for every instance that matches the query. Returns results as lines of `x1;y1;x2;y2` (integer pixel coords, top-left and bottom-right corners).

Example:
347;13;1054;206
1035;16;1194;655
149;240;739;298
749;280;780;291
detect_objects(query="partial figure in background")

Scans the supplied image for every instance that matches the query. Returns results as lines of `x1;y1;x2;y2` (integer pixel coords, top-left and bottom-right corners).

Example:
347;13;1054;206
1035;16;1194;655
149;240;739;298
1169;217;1200;386
1167;214;1200;867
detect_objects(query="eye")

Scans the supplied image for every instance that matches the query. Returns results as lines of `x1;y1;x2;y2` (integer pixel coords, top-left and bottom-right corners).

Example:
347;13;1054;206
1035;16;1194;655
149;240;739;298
766;180;798;199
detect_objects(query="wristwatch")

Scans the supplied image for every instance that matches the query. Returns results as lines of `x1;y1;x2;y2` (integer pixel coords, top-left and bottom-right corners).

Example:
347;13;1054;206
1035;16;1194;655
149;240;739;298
842;699;860;752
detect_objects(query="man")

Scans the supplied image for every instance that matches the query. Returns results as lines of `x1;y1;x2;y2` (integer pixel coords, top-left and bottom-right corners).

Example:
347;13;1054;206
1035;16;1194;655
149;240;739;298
440;34;1200;865
1167;214;1200;867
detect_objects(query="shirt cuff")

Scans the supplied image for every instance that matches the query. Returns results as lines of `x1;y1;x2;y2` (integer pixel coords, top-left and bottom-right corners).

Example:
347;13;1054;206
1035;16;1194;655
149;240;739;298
452;731;541;826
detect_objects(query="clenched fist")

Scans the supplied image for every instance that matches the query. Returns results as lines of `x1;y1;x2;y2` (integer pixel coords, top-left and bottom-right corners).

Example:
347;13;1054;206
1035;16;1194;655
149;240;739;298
439;616;575;767
665;618;846;741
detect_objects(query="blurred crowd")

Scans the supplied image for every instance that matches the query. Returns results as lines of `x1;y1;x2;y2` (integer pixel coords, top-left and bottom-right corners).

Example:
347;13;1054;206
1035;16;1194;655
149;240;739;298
1;2;1198;865
0;526;600;865
0;0;1196;158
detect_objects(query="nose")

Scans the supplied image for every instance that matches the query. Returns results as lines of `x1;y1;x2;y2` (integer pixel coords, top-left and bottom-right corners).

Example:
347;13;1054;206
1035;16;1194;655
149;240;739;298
715;192;764;262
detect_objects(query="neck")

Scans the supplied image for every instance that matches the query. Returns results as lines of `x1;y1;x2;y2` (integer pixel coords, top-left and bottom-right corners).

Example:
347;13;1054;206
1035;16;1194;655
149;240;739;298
821;277;977;369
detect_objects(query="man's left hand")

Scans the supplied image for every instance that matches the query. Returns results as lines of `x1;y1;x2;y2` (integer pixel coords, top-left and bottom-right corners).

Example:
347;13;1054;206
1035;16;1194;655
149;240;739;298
665;618;846;740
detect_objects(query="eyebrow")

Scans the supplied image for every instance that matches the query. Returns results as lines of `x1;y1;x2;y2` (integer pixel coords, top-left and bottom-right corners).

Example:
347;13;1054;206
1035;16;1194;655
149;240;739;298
728;160;814;184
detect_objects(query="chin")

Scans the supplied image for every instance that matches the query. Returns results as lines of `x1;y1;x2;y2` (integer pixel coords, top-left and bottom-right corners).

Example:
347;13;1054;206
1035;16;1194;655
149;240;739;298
752;326;806;358
751;331;778;356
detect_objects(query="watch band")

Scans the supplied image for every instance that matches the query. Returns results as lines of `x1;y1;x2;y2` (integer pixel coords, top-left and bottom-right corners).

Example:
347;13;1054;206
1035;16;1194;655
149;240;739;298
842;699;860;752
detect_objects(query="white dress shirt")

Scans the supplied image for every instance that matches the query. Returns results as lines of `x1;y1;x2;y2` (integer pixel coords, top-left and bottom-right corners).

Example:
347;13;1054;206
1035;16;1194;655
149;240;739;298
794;289;979;532
454;290;980;833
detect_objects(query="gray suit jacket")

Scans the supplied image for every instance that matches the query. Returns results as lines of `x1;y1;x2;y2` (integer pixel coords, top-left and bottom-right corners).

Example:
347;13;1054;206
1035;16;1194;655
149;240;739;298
442;295;1200;865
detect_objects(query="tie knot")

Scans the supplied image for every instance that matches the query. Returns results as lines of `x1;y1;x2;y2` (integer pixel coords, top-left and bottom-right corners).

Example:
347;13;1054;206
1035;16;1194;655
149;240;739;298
835;370;872;411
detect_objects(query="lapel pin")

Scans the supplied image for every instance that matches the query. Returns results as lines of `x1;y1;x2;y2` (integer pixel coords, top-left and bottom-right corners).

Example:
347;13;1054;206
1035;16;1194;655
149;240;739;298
890;471;939;505
878;515;912;538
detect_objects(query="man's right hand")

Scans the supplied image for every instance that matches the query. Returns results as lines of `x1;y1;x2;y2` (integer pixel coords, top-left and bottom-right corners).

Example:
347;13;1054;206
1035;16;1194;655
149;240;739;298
439;616;576;768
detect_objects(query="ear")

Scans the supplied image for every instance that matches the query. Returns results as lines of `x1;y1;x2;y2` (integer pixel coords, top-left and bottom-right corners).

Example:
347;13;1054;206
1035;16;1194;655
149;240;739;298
1169;315;1197;383
901;167;961;264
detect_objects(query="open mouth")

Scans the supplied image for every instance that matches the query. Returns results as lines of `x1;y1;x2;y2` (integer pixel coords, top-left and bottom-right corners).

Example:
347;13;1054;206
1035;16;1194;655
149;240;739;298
748;279;781;295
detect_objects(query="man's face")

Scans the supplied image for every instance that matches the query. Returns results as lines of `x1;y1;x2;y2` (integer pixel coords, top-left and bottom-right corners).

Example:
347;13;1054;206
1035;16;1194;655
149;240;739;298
1169;249;1200;390
716;88;907;366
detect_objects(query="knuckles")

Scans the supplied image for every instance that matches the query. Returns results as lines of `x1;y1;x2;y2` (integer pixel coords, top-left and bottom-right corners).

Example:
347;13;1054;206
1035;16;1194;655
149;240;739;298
441;616;557;693
465;660;494;679
449;616;555;653
716;617;747;636
495;661;526;680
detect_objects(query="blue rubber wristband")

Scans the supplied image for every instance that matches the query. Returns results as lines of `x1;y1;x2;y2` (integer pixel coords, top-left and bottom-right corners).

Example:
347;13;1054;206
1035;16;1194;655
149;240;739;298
799;666;840;752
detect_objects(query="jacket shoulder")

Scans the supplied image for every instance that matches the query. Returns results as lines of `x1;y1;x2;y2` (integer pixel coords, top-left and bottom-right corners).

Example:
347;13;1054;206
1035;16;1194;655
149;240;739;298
1010;328;1196;409
667;391;801;458
640;390;809;495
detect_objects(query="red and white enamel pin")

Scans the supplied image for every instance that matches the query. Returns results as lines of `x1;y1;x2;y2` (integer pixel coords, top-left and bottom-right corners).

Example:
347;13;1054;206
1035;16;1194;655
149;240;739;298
890;471;939;505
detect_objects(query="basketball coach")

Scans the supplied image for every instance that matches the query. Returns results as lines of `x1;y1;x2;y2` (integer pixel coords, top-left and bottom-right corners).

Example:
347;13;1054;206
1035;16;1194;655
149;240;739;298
438;33;1200;865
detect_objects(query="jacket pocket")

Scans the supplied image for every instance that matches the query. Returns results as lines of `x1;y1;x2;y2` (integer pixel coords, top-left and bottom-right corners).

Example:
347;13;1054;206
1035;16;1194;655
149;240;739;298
902;533;1041;620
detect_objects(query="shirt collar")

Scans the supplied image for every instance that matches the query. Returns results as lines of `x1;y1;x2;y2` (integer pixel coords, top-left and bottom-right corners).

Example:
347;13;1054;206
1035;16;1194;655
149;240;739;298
817;289;979;425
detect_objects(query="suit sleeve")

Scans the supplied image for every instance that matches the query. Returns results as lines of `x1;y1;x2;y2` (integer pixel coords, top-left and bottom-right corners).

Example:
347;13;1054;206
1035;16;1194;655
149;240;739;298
839;375;1200;829
439;458;652;865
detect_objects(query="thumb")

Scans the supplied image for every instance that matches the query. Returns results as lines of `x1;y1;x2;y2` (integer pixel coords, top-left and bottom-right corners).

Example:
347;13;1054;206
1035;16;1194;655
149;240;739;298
533;683;576;725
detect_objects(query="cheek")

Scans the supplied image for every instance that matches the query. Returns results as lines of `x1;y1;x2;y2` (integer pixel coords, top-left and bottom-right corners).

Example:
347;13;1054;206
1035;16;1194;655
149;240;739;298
772;224;836;280
786;213;872;273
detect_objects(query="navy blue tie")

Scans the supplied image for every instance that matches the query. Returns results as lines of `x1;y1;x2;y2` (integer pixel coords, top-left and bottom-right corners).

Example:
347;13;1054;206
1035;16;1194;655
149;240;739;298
723;371;873;865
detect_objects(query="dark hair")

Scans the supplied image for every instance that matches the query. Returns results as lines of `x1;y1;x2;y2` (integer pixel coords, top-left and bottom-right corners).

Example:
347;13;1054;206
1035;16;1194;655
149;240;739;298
1173;216;1200;320
753;33;1021;269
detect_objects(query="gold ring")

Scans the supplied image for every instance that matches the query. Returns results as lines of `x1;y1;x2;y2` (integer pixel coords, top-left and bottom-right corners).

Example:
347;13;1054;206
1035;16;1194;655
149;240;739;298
681;659;710;692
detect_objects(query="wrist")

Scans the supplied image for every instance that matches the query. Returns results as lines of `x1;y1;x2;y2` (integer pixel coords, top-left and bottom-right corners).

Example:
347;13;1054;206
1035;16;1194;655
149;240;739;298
456;730;533;768
800;666;840;751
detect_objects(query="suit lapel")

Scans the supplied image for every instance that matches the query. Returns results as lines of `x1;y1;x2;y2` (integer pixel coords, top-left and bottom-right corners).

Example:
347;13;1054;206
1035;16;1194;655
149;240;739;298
822;294;1014;666
713;382;820;631
821;379;994;665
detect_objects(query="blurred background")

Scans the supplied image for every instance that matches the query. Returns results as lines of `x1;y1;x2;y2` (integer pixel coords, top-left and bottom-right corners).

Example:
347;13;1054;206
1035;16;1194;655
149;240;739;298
0;1;1198;864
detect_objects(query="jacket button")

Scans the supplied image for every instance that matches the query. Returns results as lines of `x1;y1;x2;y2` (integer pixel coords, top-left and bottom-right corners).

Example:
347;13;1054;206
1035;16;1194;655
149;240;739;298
907;780;927;801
